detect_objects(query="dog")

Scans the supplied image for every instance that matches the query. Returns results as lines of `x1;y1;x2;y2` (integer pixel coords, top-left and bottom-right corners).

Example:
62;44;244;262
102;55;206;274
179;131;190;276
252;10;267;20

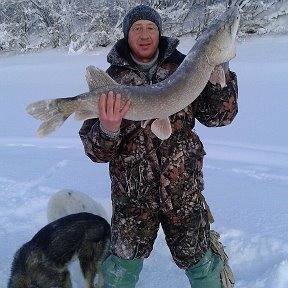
47;189;109;223
8;212;111;288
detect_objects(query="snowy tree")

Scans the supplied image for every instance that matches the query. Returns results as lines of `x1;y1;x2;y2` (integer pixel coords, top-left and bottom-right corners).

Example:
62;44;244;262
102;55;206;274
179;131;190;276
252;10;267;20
235;0;288;35
0;0;287;54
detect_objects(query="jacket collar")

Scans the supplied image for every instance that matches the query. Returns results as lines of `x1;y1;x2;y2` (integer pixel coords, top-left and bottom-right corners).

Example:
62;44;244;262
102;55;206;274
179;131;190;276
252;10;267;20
107;36;180;67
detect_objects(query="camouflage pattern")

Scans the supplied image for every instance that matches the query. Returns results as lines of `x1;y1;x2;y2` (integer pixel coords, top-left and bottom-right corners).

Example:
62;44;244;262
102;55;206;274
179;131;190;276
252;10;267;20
79;36;238;269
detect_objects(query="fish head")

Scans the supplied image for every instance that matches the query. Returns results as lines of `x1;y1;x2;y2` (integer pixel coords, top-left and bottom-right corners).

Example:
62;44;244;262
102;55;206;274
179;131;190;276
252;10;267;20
204;5;240;66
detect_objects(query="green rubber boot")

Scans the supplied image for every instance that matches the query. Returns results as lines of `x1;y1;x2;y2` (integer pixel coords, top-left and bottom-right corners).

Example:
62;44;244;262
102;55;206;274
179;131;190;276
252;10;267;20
102;254;144;288
185;248;224;288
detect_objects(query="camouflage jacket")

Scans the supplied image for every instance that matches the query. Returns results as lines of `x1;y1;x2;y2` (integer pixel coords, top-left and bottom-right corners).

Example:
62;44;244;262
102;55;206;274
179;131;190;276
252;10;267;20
79;36;238;212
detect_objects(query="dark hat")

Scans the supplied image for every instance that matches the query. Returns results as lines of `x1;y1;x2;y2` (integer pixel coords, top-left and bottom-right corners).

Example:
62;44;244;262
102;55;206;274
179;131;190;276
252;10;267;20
122;5;162;40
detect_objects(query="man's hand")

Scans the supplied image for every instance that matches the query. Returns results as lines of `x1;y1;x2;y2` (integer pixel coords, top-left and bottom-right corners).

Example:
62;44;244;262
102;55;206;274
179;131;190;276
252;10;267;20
209;61;230;88
221;61;229;74
99;91;131;132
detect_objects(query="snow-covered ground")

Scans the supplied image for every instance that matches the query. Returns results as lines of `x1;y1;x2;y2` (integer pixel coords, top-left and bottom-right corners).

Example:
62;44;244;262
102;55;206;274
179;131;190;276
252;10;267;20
1;34;288;287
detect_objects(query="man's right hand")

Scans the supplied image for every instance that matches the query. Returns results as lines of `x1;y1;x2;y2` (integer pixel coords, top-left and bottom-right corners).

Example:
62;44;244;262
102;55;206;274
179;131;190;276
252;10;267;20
99;91;131;132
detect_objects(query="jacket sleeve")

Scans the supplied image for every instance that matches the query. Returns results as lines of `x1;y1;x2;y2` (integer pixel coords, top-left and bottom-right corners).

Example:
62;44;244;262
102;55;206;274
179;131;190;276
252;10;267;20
79;119;122;163
193;71;238;127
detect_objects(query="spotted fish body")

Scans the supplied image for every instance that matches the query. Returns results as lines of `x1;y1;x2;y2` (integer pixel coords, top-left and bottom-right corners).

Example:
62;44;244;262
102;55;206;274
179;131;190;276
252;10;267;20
26;6;240;140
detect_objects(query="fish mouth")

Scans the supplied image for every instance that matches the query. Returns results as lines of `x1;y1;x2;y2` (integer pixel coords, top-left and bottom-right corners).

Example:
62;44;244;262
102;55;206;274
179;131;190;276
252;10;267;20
228;6;241;38
233;8;241;37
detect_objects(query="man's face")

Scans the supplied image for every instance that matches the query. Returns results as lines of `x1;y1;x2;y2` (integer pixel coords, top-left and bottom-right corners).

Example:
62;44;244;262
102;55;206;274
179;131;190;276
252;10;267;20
128;20;160;63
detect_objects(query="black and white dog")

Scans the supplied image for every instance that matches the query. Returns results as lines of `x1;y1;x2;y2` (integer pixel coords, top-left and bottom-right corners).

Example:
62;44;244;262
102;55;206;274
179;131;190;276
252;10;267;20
8;212;111;288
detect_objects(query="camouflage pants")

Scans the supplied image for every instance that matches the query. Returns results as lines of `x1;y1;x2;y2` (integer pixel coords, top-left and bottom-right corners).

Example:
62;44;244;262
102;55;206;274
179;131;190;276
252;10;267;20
110;191;210;269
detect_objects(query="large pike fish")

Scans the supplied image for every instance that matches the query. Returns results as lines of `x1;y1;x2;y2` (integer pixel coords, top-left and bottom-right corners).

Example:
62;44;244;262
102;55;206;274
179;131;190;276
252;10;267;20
26;5;240;140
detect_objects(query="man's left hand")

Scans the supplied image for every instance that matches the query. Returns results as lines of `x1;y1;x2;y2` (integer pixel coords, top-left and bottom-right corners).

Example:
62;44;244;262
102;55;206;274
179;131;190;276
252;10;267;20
209;61;229;88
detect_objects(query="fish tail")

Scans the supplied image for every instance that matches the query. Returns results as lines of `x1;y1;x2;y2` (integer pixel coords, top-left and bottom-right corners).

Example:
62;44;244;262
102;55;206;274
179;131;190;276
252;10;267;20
26;99;71;137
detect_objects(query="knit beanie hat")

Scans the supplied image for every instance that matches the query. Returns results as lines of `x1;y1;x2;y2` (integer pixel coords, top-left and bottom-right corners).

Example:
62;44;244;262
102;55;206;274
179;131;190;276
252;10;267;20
122;5;162;40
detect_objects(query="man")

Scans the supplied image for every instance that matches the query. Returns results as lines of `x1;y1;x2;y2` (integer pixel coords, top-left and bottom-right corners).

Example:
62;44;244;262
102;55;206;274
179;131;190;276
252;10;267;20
79;4;238;288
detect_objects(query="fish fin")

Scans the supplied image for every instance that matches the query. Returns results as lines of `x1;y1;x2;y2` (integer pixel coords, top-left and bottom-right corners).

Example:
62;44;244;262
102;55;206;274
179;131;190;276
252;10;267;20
141;120;152;128
26;99;72;137
209;65;226;88
86;65;119;91
151;118;172;140
74;110;99;120
37;115;68;137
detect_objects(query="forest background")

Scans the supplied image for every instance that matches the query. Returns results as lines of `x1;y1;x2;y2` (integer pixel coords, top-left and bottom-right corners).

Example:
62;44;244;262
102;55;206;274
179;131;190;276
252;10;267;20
1;0;287;55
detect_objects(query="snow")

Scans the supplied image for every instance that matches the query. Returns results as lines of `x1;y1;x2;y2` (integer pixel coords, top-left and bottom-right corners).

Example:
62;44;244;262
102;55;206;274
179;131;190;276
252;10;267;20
1;34;288;287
